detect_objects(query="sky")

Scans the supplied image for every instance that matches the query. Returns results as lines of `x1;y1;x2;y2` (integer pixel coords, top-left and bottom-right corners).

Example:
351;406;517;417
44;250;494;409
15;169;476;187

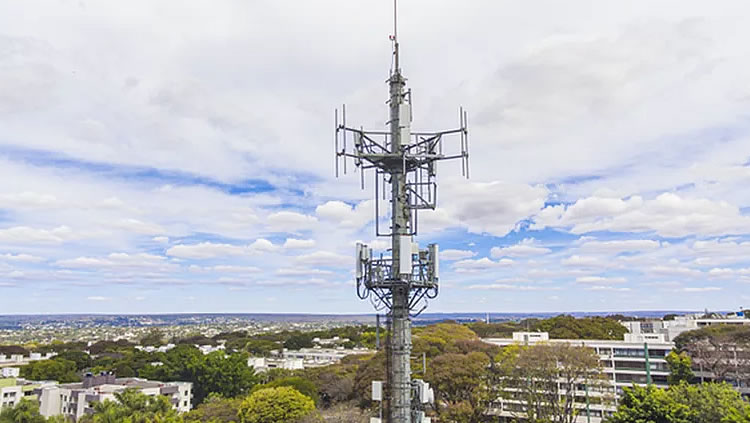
1;0;750;314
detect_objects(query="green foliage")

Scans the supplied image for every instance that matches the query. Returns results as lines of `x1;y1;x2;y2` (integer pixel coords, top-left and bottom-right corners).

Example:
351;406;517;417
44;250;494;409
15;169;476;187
609;384;691;423
425;352;492;423
0;345;29;355
54;350;93;371
466;315;628;340
20;357;79;382
533;315;628;340
184;394;243;423
412;322;479;358
283;333;314;350
496;343;608;423
609;383;750;423
243;340;280;357
140;329;166;347
137;346;258;405
194;351;259;405
79;389;182;423
87;339;135;355
673;324;750;352
0;398;48;423
252;377;318;405
238;387;317;423
666;351;694;385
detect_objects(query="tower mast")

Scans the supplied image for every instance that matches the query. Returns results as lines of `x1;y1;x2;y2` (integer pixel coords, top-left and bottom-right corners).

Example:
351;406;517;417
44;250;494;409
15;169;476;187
335;2;469;421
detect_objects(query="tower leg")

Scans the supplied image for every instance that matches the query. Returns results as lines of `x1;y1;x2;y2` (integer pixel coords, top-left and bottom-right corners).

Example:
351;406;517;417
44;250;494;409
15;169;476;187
390;285;412;423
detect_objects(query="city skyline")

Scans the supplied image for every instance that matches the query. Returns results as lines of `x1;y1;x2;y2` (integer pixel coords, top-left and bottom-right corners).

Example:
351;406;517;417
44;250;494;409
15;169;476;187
1;0;750;313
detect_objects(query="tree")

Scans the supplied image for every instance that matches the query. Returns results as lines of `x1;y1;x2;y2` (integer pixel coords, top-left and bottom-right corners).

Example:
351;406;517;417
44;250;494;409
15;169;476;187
54;350;93;371
184;394;243;423
666;351;694;385
496;343;610;423
669;382;750;423
79;389;182;423
140;329;166;347
674;325;750;384
253;377;318;405
20;358;78;383
608;384;691;423
609;383;750;423
194;351;259;404
0;399;47;423
238;387;317;423
283;333;314;350
425;352;492;423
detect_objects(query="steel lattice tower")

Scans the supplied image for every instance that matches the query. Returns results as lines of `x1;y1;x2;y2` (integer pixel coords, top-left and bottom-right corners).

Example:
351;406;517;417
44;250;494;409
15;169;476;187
335;2;469;422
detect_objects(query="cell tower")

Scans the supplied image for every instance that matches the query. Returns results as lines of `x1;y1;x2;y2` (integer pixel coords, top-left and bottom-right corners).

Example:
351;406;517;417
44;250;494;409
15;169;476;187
334;2;469;422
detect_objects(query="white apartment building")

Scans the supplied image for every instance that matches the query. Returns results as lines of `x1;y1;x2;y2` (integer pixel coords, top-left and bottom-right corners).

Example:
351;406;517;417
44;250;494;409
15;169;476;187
277;346;373;368
248;357;305;372
622;316;750;342
0;378;56;410
1;368;20;378
0;352;57;366
38;372;192;421
483;332;674;423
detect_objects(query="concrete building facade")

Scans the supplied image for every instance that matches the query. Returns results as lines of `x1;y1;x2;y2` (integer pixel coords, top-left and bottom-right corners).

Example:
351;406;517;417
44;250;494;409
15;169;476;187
483;332;674;423
38;373;192;421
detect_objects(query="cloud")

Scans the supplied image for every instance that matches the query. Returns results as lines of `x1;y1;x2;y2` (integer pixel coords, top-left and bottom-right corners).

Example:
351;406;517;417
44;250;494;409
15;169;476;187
440;249;477;261
0;191;58;208
466;283;551;291
249;238;280;252
0;226;75;244
453;257;513;273
577;239;661;253
428;182;548;236
283;238;316;249
576;276;627;284
165;239;278;259
294;251;350;268
0;253;44;263
491;238;550;258
166;242;249;259
55;253;170;271
112;218;165;235
682;287;722;292
276;267;334;276
585;286;631;292
533;193;750;237
267;211;318;232
316;200;373;229
87;296;111;301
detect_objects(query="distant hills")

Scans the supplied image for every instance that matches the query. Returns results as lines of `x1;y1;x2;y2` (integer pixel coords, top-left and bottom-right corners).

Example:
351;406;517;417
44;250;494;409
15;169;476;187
0;311;699;330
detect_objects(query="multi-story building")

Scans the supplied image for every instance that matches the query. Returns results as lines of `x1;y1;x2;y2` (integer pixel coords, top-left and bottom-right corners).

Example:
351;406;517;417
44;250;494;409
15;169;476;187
622;315;750;342
276;346;373;368
483;331;674;423
38;372;192;421
248;357;305;373
1;368;20;378
0;378;56;410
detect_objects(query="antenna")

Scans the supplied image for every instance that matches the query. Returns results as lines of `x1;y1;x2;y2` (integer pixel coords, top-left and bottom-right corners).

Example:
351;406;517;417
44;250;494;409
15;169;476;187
334;2;469;421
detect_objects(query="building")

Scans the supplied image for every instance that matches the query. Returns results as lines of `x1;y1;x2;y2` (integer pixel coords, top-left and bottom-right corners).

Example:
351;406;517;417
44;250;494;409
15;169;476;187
0;352;57;367
483;332;675;423
276;346;373;368
0;378;56;410
1;368;20;378
622;315;750;342
248;357;304;373
38;372;192;421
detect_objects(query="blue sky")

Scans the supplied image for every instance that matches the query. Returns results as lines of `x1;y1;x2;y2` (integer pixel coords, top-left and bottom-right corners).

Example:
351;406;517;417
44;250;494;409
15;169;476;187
1;0;750;313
